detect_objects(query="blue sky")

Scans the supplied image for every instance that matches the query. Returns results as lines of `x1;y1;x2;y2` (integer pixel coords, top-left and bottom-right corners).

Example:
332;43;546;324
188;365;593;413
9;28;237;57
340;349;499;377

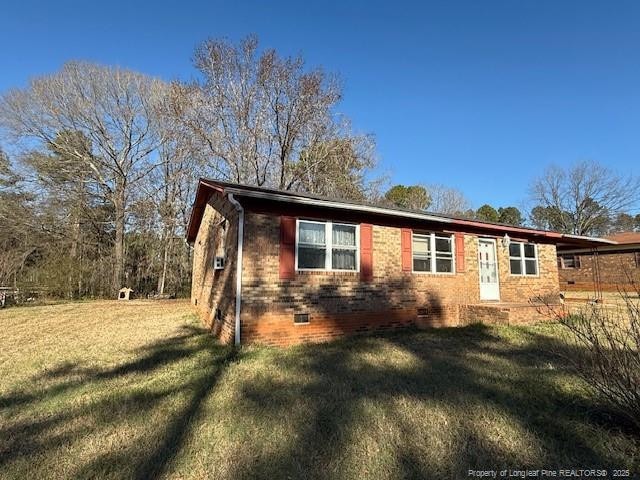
2;0;639;211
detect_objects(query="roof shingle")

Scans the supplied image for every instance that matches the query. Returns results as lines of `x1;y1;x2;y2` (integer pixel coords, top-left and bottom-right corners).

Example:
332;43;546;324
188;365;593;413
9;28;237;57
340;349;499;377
604;231;640;244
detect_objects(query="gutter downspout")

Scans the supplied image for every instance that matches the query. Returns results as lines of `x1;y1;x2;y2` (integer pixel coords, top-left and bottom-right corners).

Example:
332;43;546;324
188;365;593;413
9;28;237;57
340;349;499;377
228;193;244;346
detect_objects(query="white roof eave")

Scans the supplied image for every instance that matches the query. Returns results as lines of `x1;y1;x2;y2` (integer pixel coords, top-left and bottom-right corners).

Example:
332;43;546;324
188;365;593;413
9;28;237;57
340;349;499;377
224;187;454;224
561;234;618;245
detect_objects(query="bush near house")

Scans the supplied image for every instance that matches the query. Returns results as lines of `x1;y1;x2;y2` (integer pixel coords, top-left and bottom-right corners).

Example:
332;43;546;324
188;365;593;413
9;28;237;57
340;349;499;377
551;288;640;431
0;301;638;479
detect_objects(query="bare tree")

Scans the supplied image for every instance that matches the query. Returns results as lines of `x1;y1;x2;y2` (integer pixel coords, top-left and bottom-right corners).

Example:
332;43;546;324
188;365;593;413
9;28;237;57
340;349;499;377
293;134;376;200
0;62;168;292
178;36;375;195
426;184;472;215
144;83;202;295
541;282;640;430
0;43;380;299
530;161;640;235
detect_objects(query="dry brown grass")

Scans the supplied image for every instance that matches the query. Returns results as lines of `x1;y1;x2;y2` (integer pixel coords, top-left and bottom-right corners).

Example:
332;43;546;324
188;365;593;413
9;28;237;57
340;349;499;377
0;301;638;479
1;300;192;384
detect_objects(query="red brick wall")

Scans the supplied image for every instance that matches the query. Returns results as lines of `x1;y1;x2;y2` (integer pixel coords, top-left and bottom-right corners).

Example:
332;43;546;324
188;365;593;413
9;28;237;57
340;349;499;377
461;303;553;326
191;194;238;344
498;242;560;302
238;212;560;346
558;251;640;292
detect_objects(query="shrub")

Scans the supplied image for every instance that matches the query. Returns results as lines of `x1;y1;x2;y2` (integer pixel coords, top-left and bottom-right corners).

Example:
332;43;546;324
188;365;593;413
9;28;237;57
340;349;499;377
550;287;640;430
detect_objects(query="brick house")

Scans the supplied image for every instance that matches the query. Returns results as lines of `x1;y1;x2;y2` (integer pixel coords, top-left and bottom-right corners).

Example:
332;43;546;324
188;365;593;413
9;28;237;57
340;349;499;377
558;231;640;292
186;179;611;346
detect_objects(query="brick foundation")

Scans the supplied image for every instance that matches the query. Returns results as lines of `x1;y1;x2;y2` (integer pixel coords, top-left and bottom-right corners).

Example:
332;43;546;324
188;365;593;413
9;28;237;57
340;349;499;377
461;303;555;326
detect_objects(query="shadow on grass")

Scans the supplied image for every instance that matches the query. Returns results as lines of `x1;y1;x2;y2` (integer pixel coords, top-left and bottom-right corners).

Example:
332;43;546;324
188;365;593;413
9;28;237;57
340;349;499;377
1;326;218;411
230;324;639;479
2;322;638;479
0;324;237;479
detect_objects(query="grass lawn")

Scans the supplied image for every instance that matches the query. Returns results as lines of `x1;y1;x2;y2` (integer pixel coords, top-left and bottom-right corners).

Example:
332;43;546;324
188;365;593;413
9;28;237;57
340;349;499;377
0;301;638;479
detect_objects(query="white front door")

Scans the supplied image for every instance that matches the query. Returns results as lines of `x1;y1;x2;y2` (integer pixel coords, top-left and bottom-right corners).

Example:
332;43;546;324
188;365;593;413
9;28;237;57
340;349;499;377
478;239;500;301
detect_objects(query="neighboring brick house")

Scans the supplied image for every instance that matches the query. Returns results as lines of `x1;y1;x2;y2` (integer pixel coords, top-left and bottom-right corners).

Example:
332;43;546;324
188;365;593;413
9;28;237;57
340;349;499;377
558;232;640;292
187;179;612;346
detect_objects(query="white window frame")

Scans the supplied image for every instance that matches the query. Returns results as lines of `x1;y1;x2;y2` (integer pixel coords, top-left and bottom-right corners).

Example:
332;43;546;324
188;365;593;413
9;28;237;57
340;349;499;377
295;219;360;272
411;232;456;275
509;241;539;276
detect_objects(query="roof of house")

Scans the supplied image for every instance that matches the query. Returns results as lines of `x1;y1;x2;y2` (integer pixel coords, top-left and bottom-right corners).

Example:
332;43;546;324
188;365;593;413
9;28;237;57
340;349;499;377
186;178;617;248
604;231;640;245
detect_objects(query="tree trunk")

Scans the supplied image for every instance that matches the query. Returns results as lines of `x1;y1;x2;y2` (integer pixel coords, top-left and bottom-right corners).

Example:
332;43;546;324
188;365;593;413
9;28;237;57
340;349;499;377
78;239;83;297
113;179;126;294
69;214;80;299
158;233;170;295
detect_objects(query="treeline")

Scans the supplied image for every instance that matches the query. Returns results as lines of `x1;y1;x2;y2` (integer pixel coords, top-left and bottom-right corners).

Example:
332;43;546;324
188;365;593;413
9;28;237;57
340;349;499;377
1;36;639;300
0;36;379;299
382;159;640;234
381;184;525;225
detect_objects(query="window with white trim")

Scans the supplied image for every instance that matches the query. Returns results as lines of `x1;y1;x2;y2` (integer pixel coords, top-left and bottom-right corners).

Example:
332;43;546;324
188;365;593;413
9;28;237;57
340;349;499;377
509;242;538;276
296;220;359;271
412;232;454;273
